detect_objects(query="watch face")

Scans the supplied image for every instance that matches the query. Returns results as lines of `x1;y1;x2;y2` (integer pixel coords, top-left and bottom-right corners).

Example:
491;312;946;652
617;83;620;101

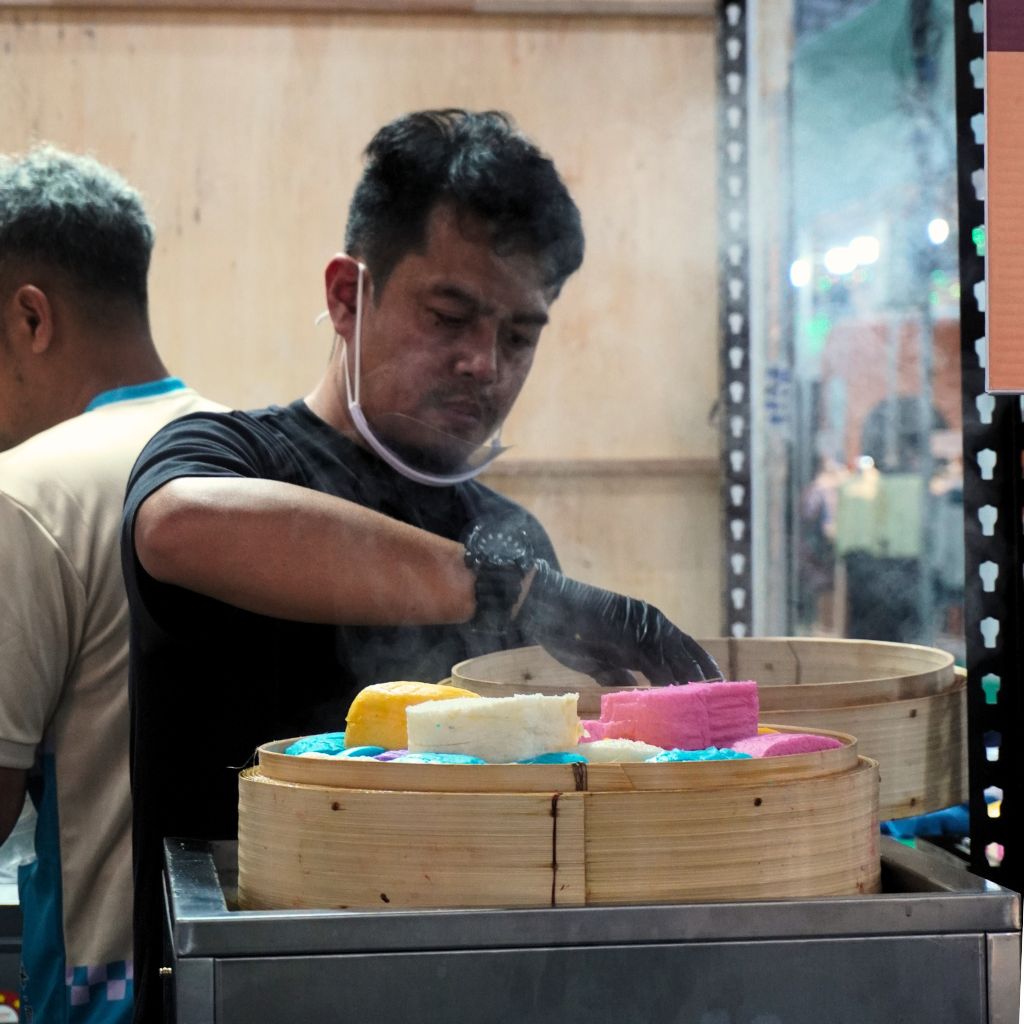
467;523;534;570
487;529;530;562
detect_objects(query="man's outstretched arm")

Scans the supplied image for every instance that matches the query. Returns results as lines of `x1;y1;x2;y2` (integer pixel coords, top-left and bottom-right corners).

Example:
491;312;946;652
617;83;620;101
133;476;477;626
135;478;720;685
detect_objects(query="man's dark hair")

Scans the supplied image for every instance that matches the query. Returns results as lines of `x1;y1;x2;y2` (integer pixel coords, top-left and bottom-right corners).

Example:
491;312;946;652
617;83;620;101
345;110;584;296
0;144;154;313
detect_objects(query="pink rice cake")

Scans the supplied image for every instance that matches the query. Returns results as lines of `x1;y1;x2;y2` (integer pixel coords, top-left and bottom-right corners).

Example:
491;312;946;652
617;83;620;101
579;718;623;742
581;681;758;751
688;681;759;746
730;732;843;758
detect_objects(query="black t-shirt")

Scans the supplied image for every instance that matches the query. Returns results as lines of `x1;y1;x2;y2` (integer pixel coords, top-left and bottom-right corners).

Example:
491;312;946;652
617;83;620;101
121;399;557;1023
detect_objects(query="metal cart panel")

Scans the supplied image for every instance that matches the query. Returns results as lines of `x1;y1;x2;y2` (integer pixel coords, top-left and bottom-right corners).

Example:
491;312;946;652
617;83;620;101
213;935;989;1024
164;838;1021;1024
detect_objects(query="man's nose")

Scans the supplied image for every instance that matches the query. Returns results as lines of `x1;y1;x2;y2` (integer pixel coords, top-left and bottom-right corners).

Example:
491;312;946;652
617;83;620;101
454;322;499;382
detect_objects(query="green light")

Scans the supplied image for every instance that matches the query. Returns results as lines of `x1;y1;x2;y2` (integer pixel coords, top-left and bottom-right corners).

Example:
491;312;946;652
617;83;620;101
972;225;986;257
817;276;832;292
931;270;948;285
982;674;1000;705
951;283;961;299
803;314;832;357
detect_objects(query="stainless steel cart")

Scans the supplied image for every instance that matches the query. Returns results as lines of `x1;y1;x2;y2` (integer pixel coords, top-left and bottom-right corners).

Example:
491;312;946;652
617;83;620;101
163;837;1021;1024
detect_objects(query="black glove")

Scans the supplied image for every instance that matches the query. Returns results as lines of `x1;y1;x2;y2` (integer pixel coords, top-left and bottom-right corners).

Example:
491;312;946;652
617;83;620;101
464;521;721;687
515;560;722;686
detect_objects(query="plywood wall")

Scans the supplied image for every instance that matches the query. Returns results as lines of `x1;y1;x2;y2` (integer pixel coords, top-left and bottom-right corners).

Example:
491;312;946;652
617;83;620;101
0;6;723;637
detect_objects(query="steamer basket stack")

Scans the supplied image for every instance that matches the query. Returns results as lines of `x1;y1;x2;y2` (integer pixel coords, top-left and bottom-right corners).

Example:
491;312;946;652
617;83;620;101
238;635;968;911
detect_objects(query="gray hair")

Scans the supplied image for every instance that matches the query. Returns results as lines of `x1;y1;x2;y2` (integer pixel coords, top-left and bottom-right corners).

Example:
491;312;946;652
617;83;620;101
0;144;154;310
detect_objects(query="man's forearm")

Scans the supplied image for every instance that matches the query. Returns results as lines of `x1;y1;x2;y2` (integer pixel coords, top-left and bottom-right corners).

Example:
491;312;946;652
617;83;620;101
134;477;477;625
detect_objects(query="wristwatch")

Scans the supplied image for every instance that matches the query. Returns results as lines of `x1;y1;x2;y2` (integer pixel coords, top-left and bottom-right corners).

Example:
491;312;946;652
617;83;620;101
462;521;536;630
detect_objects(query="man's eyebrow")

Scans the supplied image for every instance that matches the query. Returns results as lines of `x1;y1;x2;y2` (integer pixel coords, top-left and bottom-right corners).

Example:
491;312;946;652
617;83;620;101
428;283;549;327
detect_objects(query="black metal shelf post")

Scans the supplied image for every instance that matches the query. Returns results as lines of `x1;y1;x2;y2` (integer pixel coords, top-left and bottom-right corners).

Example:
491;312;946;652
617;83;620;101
718;0;754;640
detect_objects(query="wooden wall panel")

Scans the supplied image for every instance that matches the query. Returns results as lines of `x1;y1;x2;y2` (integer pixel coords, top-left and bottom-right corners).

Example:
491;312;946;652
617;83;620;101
0;8;721;631
485;467;721;634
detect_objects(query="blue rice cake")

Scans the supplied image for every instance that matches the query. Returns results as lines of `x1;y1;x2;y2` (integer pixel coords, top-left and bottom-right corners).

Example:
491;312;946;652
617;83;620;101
517;751;588;765
395;752;487;765
647;746;752;762
284;732;347;756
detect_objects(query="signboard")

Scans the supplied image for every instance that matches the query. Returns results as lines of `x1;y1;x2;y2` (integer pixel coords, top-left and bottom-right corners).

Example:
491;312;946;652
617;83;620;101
987;0;1024;393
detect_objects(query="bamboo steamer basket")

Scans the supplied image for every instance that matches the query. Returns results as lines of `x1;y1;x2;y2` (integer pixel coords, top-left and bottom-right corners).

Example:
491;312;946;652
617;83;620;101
451;638;966;820
237;726;880;912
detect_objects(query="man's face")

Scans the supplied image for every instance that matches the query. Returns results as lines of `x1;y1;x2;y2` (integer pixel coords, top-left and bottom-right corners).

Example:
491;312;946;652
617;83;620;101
351;204;552;471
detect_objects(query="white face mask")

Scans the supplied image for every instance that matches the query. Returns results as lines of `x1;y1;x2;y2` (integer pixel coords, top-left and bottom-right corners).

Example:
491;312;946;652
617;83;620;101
336;261;509;487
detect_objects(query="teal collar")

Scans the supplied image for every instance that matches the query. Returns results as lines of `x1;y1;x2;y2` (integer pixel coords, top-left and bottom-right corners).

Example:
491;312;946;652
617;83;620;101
84;376;187;412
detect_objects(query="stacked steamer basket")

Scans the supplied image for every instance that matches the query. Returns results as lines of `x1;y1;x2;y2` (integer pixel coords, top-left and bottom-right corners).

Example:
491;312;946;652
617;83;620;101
237;723;879;912
451;638;965;821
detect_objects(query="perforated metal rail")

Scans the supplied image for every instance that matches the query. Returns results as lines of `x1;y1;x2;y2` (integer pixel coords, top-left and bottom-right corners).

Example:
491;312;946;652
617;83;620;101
718;0;754;640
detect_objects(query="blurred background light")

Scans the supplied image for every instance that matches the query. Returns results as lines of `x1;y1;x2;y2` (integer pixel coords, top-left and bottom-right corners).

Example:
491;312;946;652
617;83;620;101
928;217;950;244
849;234;880;265
789;258;812;288
824;245;857;275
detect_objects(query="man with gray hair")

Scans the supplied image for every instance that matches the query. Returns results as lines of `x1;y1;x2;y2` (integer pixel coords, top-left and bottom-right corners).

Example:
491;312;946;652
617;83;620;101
0;145;220;1024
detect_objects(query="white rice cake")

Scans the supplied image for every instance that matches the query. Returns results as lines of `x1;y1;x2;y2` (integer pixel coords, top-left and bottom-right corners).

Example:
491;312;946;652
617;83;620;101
577;738;665;763
406;692;581;764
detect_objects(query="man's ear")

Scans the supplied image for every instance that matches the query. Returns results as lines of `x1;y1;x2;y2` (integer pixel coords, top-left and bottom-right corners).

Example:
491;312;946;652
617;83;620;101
324;255;369;336
5;285;55;355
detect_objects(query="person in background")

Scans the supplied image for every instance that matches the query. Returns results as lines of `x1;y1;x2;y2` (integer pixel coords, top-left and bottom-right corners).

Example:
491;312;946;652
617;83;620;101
0;145;222;1024
122;109;720;1023
837;396;947;643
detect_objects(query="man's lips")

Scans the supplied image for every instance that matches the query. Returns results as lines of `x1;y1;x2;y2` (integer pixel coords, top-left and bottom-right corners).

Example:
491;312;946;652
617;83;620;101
438;407;488;439
435;395;494;428
442;400;484;420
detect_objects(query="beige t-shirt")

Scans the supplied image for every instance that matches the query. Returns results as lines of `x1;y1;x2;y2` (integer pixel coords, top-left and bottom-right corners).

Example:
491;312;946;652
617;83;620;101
0;384;222;1019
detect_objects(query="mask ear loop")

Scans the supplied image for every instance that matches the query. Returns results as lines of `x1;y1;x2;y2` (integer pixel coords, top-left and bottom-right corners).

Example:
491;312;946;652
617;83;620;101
316;263;364;409
349;261;365;409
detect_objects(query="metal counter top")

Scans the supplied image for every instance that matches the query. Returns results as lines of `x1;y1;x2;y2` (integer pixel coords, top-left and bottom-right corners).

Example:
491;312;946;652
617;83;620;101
166;836;1019;958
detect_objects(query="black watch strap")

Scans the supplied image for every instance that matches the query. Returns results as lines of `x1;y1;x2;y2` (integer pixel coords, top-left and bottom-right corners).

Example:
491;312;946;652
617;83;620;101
463;521;535;631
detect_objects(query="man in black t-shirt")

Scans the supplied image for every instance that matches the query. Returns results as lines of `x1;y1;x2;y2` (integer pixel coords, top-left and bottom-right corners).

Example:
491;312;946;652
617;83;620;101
122;110;719;1023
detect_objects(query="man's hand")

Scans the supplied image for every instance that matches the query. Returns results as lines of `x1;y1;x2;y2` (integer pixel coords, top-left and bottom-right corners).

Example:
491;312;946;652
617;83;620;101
514;561;721;686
